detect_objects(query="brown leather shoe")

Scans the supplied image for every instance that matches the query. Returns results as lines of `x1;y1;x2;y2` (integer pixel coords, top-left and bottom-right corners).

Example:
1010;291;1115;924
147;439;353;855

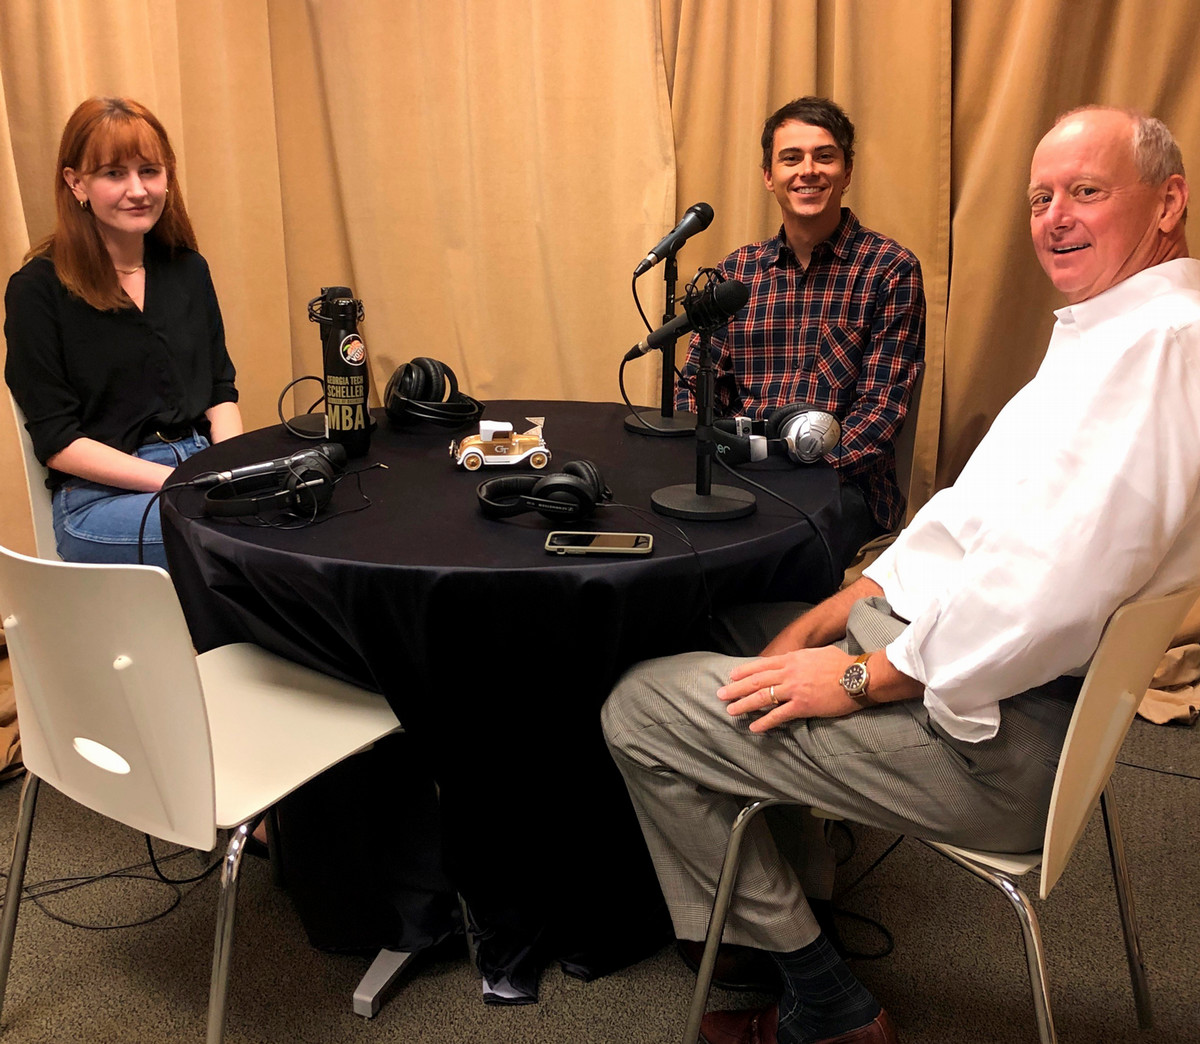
813;1009;899;1043
699;1004;778;1044
699;1005;898;1044
676;940;780;993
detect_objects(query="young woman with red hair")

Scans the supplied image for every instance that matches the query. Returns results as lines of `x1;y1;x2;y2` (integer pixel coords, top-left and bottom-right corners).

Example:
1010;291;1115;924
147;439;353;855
4;96;242;568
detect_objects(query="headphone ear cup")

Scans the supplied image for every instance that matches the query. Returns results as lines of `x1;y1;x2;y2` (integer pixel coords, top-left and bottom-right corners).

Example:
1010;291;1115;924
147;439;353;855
398;361;422;399
285;453;337;513
766;403;841;463
437;360;460;399
411;357;446;403
765;403;810;440
529;472;595;521
562;459;609;504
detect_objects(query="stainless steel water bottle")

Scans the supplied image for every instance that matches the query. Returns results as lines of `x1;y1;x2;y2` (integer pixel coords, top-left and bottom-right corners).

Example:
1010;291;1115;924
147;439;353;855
309;285;371;458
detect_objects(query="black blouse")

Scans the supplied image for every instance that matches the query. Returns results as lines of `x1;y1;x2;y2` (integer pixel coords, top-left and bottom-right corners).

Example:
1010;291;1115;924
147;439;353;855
4;244;238;489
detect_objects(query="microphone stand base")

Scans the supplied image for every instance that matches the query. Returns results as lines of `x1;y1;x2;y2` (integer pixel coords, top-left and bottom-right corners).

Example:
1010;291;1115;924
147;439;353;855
651;484;756;521
624;410;697;438
286;413;327;437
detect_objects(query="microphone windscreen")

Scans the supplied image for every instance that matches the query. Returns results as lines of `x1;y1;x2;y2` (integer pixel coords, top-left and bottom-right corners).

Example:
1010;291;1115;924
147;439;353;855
316;442;348;469
691;278;750;329
715;278;750;313
690;202;715;231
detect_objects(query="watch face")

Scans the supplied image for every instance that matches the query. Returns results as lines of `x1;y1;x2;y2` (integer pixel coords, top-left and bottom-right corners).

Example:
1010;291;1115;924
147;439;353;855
842;663;868;695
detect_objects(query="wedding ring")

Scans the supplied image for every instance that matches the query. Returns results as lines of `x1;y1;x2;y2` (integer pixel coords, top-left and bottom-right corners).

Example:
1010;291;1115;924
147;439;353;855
768;684;778;704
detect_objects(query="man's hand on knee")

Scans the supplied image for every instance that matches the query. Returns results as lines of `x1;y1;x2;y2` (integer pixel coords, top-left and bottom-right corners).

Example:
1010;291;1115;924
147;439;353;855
719;645;924;732
718;647;864;731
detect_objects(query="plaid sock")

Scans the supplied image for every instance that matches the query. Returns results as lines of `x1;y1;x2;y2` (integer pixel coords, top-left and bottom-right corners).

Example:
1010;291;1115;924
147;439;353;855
771;933;880;1044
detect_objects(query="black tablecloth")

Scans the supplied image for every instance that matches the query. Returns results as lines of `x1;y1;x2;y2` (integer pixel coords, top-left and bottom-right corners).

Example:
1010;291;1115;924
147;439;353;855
161;400;847;994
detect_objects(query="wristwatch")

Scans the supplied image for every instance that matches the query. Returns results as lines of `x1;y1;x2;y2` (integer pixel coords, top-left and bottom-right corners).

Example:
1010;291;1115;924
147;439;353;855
839;653;871;700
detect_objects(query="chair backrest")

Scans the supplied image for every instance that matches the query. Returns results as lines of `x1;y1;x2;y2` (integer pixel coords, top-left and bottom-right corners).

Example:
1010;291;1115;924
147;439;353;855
1039;583;1200;898
893;369;924;517
7;393;59;560
0;543;218;850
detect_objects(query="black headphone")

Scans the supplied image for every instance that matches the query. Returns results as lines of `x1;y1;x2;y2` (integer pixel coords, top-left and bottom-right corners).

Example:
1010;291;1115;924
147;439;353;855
476;459;612;522
711;404;841;466
384;357;485;429
203;444;347;518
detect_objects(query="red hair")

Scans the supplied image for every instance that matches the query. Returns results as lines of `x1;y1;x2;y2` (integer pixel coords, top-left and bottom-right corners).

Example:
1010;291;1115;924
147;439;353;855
26;97;198;311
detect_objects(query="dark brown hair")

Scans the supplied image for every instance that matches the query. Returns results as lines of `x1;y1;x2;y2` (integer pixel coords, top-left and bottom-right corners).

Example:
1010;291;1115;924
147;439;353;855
760;96;855;171
26;97;198;311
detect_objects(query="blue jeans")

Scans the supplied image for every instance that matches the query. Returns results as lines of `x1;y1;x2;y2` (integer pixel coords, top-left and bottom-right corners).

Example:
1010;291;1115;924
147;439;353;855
51;433;210;570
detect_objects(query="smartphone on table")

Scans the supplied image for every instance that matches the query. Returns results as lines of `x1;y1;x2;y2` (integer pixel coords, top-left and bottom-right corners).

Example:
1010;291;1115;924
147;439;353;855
544;531;654;556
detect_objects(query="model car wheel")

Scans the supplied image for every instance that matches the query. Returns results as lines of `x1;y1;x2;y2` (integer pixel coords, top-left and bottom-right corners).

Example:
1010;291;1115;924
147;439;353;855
462;451;485;471
529;451;549;469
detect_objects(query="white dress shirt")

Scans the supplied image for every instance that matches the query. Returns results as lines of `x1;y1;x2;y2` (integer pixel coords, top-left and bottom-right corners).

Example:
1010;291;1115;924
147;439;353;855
864;258;1200;741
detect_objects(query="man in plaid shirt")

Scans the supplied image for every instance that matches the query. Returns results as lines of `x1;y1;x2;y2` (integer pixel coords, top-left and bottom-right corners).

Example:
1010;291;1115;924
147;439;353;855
676;97;925;543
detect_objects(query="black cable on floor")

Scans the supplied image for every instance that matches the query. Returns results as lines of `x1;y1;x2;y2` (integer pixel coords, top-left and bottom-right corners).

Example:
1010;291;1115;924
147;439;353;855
0;843;216;930
1115;758;1200;782
827;824;904;961
145;833;222;884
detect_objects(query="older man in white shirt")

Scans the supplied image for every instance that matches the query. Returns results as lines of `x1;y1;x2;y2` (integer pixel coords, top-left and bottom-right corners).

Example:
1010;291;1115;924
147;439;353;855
602;106;1200;1044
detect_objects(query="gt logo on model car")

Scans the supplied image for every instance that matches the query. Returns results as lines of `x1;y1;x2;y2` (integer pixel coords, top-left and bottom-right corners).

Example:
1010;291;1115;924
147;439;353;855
450;419;551;471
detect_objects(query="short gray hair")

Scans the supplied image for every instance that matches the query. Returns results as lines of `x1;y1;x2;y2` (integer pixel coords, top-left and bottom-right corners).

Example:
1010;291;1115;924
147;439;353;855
1132;115;1185;184
1055;105;1185;184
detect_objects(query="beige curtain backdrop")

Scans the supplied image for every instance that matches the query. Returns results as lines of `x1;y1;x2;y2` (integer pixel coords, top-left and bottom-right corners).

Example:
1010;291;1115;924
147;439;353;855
0;0;1197;564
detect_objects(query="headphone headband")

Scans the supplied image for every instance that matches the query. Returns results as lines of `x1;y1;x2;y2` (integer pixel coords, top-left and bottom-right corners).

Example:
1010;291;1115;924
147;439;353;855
475;475;542;518
385;357;485;429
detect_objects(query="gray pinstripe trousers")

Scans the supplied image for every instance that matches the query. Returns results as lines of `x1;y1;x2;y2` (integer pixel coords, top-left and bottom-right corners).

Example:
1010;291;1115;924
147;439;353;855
600;598;1078;951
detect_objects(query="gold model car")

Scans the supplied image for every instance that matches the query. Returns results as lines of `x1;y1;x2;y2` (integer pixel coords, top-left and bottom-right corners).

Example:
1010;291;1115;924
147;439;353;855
450;418;551;471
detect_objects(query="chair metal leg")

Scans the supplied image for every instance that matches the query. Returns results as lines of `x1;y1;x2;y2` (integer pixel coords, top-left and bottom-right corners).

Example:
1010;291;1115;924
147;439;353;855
0;773;40;1022
929;844;1056;1044
682;798;784;1044
1100;783;1153;1030
206;822;250;1044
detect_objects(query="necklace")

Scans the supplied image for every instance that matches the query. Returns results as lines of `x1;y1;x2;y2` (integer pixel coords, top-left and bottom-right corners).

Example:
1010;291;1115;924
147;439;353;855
114;263;144;275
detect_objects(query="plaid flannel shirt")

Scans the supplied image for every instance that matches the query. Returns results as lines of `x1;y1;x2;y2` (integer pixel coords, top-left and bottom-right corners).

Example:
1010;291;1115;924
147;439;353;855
676;210;925;531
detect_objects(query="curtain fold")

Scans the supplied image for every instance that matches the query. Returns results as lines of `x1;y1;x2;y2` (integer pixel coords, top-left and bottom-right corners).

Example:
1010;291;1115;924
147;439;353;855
288;0;675;407
175;0;293;432
0;74;32;542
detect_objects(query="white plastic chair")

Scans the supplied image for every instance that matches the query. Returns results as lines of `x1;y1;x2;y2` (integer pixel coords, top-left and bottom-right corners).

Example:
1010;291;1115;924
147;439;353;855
893;369;924;515
7;394;58;561
0;543;403;1043
684;583;1200;1044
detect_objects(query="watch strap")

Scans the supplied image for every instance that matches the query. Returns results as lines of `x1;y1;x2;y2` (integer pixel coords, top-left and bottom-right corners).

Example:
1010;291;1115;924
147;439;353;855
842;652;874;703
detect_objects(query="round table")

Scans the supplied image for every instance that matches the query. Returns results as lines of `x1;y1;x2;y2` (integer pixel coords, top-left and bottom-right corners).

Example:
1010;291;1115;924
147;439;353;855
161;400;848;995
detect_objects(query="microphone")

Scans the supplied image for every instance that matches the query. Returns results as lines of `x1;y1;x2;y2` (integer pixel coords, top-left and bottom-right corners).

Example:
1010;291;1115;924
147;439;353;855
191;443;347;488
624;278;749;362
634;202;715;276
